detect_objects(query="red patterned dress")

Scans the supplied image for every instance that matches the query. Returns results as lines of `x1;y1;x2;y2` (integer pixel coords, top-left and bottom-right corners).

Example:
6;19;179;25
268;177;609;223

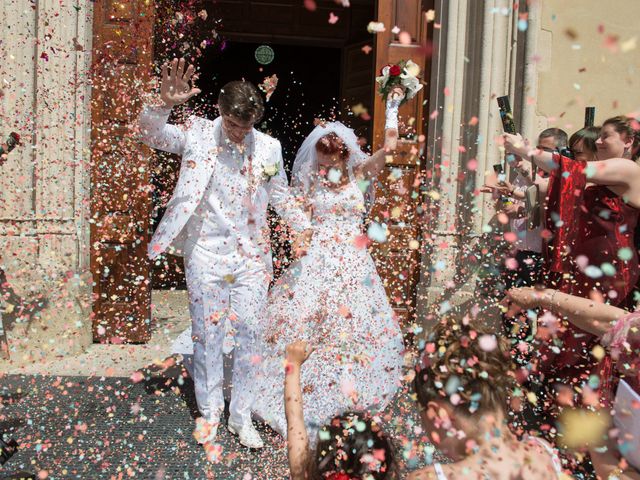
539;154;639;399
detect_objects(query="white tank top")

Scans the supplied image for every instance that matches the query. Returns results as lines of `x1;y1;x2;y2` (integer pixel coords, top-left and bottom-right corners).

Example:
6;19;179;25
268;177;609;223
432;436;562;479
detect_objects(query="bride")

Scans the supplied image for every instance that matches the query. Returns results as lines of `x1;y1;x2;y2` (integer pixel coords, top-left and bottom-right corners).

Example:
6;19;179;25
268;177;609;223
250;89;406;440
171;88;406;440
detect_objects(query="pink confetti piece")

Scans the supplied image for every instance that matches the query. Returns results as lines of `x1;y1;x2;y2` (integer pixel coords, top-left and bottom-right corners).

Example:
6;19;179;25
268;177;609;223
478;334;497;351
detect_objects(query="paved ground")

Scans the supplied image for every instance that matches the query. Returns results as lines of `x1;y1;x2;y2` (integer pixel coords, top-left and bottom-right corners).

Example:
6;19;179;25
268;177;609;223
0;369;434;479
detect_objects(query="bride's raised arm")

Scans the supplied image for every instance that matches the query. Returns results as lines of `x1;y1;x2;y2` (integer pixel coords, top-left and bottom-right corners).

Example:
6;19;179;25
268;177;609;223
355;87;404;179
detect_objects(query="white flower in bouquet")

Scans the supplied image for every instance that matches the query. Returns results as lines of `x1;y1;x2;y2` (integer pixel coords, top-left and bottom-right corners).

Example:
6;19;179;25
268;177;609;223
404;59;421;77
400;74;423;99
376;60;423;104
375;65;391;89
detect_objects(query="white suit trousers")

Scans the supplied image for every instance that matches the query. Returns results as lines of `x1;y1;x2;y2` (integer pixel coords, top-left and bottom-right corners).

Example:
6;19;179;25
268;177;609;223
184;243;270;424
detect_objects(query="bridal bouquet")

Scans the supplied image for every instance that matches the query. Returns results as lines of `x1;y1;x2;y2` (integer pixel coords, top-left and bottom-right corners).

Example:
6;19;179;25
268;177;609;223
375;59;423;104
258;74;278;102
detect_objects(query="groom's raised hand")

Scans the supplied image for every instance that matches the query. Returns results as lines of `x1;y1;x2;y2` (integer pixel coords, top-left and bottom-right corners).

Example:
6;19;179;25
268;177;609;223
160;58;201;108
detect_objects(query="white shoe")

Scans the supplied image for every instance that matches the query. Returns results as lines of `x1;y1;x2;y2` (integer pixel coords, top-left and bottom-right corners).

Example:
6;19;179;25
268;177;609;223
228;419;264;449
193;417;220;445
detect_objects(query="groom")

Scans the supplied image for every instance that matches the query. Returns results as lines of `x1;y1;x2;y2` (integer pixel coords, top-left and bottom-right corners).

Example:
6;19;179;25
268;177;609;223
138;58;312;448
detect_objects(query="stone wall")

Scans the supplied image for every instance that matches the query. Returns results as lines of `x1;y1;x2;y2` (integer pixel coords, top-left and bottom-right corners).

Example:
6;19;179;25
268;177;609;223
0;1;94;367
417;0;525;328
533;0;640;131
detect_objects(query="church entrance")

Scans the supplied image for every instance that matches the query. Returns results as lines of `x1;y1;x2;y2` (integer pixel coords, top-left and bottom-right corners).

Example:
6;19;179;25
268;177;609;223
90;0;432;343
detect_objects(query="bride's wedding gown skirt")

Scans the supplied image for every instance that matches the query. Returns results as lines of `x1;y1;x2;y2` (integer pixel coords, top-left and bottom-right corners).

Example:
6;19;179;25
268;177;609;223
251;182;405;440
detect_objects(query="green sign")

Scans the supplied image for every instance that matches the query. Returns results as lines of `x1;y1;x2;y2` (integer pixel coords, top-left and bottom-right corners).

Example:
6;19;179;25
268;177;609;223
255;45;275;65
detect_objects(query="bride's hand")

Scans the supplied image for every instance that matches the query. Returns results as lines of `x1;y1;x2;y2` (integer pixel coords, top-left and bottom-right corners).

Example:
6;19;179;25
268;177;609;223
286;341;314;367
389;85;406;102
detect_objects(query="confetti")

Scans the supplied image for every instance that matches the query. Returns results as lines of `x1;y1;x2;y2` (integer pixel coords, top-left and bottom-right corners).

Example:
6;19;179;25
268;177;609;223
367;222;388;243
367;21;386;34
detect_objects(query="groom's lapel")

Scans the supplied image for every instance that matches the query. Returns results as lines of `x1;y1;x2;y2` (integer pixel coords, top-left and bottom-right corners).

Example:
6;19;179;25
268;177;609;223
249;130;268;202
181;116;221;202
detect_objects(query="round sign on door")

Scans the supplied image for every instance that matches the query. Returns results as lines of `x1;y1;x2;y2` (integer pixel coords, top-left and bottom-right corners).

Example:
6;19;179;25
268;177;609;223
255;45;275;65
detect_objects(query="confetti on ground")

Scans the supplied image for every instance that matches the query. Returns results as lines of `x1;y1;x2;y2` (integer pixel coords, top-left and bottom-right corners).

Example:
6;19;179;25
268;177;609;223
0;374;436;478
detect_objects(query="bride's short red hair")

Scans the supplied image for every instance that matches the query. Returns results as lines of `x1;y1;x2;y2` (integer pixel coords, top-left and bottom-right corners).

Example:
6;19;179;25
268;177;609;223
315;133;349;160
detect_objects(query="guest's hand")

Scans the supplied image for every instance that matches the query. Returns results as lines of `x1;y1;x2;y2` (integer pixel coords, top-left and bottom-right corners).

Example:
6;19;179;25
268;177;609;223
505;287;548;310
480;181;514;197
500;202;524;218
160;58;201;108
292;229;313;258
503;133;529;158
286;341;313;367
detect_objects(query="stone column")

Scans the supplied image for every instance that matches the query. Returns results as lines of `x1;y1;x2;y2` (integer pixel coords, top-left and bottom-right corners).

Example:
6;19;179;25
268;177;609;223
416;0;528;328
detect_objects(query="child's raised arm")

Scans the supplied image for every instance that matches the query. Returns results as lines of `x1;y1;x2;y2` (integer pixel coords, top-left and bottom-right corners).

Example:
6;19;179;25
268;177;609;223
284;341;314;480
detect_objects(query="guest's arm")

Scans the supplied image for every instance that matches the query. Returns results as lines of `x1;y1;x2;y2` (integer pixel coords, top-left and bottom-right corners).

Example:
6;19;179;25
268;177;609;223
589;442;640;480
285;341;314;480
503;133;558;173
536;176;549;195
506;287;627;337
504;133;640;206
580;158;640;207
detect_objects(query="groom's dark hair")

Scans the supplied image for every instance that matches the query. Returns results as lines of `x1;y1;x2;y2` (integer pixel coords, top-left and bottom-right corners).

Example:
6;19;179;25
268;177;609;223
218;80;264;123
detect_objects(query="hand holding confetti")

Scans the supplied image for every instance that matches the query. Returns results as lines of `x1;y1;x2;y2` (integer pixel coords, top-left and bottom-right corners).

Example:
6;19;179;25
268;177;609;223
285;340;314;367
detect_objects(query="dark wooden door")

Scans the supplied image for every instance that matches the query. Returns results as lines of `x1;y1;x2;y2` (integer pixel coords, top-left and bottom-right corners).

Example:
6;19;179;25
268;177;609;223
90;0;155;342
339;40;374;145
368;0;432;333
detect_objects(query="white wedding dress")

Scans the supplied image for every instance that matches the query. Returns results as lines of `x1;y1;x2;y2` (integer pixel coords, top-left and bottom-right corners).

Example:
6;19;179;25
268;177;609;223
251;179;405;440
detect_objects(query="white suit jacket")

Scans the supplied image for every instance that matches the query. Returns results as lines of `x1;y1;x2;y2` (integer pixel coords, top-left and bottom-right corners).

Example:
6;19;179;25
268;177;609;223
138;105;310;267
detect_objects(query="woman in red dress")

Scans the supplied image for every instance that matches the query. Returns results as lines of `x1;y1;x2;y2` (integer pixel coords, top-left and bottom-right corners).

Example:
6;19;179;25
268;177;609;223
503;116;640;406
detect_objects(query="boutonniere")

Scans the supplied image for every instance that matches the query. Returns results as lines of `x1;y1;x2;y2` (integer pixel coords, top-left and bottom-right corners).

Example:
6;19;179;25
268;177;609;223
262;161;280;181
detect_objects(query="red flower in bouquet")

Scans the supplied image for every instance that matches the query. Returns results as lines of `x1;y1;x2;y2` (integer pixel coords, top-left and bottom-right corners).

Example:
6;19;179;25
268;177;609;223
376;59;423;105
